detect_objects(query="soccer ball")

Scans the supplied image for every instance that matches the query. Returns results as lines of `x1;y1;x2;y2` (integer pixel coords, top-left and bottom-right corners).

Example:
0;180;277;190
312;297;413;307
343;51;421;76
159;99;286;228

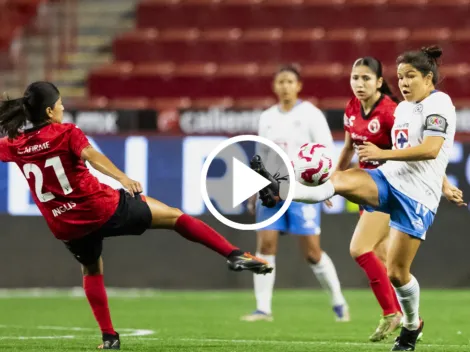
294;143;334;186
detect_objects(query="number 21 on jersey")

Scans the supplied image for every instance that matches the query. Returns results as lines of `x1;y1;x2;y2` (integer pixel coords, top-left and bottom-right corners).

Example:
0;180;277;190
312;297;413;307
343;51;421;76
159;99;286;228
23;156;73;202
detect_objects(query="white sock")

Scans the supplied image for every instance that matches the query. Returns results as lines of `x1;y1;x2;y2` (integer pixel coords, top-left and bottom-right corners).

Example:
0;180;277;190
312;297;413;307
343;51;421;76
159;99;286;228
280;180;335;204
394;275;420;330
310;252;346;307
253;253;275;315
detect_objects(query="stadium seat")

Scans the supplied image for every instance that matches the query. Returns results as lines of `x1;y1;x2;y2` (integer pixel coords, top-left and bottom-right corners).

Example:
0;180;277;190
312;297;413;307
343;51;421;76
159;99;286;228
136;0;470;29
232;97;277;109
113;27;469;65
152;97;192;110
88;58;470;100
108;98;151;110
189;97;234;109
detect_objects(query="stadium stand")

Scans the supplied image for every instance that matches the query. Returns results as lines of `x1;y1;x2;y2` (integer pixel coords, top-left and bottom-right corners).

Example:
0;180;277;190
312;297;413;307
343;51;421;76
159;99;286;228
87;0;470;109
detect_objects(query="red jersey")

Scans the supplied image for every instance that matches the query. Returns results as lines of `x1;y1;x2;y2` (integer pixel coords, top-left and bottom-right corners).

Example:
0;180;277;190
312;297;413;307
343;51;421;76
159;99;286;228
344;95;396;169
0;123;120;240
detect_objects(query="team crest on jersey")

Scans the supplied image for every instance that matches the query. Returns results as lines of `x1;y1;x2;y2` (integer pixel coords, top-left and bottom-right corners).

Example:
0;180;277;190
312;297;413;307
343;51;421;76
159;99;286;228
394;129;410;149
367;119;380;134
413;104;423;114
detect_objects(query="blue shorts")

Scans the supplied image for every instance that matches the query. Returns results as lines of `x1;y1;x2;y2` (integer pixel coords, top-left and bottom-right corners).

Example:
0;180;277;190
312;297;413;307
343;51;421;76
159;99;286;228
364;169;435;240
256;200;321;235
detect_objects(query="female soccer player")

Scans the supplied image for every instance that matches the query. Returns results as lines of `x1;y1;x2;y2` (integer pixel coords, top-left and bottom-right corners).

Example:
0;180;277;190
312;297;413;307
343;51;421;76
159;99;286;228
0;82;272;350
256;46;466;351
241;65;349;323
339;57;403;341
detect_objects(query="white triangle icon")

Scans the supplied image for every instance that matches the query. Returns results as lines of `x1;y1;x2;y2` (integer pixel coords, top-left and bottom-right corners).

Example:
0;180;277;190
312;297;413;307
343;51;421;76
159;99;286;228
232;157;272;208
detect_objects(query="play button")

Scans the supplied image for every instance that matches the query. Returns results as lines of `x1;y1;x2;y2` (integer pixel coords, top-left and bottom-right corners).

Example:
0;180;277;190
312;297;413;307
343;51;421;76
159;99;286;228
200;135;295;231
232;158;271;208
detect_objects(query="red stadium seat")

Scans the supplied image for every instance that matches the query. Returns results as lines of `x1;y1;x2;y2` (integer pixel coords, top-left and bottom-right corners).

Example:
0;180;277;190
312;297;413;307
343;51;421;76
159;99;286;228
190;97;234;109
137;0;470;29
152;97;192;110
232;97;277;109
318;97;350;110
90;0;470;102
89;62;355;99
113;26;469;65
66;97;110;110
108;98;151;110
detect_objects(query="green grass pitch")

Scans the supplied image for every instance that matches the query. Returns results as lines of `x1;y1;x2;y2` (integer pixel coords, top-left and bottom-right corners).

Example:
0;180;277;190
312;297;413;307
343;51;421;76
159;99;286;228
0;289;468;351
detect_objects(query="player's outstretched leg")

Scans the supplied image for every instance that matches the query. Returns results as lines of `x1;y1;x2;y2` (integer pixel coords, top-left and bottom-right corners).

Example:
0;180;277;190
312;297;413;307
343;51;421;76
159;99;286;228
145;196;273;275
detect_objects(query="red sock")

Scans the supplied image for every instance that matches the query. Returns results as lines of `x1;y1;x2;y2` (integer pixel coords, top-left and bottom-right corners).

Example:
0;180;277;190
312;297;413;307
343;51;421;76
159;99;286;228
83;275;115;335
174;214;238;257
355;252;400;316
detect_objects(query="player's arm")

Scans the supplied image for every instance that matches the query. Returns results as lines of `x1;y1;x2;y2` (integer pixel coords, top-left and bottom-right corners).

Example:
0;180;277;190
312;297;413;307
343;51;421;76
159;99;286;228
359;136;444;162
81;146;142;196
442;175;467;206
336;131;355;171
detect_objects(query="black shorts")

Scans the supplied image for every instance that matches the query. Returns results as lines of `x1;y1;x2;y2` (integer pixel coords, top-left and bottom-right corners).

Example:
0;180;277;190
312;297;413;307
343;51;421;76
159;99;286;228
63;189;152;266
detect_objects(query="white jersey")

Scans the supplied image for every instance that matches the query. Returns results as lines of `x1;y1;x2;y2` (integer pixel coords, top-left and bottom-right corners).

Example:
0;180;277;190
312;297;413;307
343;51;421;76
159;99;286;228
257;100;333;175
379;91;456;212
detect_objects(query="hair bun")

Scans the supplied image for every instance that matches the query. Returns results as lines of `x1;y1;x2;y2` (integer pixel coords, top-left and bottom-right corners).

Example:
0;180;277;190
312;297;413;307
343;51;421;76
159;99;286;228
421;45;443;61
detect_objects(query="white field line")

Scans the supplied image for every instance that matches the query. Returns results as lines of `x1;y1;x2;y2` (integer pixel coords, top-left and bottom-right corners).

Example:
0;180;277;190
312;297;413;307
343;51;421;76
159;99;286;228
0;326;468;349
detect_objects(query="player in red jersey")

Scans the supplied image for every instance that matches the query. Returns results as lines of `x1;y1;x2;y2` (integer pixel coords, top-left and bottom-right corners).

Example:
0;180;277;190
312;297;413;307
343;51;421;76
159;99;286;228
0;82;273;350
337;57;403;342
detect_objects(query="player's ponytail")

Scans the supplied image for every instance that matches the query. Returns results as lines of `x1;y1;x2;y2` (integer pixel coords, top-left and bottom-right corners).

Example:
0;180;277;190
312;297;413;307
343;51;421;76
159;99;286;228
379;80;400;104
353;57;399;103
397;45;443;85
0;81;60;139
0;96;30;139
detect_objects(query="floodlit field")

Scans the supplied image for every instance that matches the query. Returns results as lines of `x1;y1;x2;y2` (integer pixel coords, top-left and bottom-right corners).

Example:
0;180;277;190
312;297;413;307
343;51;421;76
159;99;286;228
0;288;468;351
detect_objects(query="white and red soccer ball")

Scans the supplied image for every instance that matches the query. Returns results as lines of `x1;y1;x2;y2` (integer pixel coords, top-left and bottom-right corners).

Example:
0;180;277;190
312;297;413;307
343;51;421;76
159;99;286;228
294;143;334;186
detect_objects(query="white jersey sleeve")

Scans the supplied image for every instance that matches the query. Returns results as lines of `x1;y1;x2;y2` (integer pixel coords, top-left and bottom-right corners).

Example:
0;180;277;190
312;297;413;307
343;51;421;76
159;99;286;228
256;110;271;161
422;92;455;140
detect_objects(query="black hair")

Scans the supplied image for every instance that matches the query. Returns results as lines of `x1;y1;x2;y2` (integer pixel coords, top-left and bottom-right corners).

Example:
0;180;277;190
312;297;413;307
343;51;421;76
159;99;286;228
275;64;301;81
353;56;399;103
0;81;60;139
396;45;443;85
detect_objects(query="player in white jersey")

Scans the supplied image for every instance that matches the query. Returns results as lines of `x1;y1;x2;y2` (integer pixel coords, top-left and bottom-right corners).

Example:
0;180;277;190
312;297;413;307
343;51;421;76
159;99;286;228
255;47;466;351
241;65;349;323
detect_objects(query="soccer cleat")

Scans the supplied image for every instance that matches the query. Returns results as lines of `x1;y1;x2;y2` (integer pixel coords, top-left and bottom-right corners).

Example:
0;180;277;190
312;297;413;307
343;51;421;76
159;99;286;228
240;310;274;322
98;332;120;350
227;252;273;275
369;312;403;342
391;319;424;351
333;304;350;322
250;155;287;208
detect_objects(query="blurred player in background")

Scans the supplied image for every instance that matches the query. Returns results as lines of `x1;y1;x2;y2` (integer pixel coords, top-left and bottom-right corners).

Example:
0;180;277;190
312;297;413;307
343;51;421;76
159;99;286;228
258;46;466;351
338;57;403;341
242;65;349;323
0;82;272;350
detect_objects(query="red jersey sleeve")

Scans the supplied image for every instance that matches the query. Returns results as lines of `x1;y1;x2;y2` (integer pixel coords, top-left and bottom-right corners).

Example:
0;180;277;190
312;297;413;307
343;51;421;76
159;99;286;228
68;125;90;158
0;137;13;162
343;99;354;133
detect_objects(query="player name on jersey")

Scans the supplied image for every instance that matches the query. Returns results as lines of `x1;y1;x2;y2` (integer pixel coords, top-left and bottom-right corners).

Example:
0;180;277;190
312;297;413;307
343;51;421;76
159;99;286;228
17;142;51;155
52;201;77;217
